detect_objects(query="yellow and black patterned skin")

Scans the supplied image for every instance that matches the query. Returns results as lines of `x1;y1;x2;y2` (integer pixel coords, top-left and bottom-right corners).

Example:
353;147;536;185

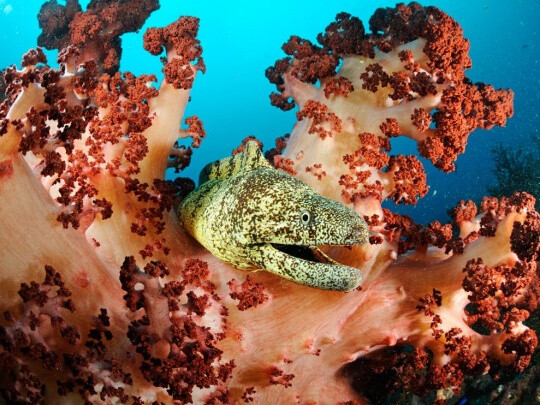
178;141;369;291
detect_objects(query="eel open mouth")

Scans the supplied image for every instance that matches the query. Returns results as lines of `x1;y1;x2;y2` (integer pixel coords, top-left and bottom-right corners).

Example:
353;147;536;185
252;243;363;291
270;244;339;265
257;242;362;291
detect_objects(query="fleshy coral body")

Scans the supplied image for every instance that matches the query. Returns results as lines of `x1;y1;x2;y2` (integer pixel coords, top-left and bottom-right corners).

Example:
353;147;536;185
0;1;538;404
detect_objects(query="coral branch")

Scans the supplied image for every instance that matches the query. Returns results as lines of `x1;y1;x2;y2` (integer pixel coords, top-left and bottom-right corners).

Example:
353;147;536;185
38;0;160;73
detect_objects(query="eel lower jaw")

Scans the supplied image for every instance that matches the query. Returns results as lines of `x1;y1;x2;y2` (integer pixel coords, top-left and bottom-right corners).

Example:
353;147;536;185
254;243;364;291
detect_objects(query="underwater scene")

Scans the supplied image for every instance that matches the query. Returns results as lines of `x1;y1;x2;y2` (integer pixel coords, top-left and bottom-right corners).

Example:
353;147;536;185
0;0;538;403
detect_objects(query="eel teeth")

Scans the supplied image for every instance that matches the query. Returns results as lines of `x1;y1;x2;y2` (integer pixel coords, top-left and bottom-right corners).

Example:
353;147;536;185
310;246;340;265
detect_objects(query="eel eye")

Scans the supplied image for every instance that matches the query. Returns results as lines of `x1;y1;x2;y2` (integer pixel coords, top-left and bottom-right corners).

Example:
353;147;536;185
301;211;312;225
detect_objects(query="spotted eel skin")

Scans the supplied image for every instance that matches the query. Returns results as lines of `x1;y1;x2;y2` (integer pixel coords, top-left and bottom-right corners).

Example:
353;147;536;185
178;141;369;291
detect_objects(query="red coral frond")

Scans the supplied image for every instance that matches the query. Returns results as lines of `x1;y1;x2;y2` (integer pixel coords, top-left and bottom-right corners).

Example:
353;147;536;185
265;134;289;164
228;276;269;311
323;76;354;99
379;118;400;137
281;36;338;83
185;115;206;148
360;63;389;93
305;163;327;180
416;288;442;316
296;100;342;139
386;155;428;204
411;108;432;132
274;156;297;175
144;16;204;89
38;0;159;73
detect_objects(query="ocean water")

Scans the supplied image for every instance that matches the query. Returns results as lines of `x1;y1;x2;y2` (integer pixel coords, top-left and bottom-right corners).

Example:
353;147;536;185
0;0;538;224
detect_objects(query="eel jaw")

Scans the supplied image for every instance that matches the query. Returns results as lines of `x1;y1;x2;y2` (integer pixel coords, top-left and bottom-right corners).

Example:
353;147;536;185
250;243;363;291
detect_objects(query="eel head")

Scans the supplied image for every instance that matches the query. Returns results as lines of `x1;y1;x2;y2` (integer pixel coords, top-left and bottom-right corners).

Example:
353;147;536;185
233;168;369;291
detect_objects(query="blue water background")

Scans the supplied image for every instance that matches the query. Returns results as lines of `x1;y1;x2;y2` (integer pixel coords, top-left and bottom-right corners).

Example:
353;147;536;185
0;0;538;224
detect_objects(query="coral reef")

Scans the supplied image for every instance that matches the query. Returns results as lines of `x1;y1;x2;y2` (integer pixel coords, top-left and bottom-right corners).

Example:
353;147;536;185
0;1;538;404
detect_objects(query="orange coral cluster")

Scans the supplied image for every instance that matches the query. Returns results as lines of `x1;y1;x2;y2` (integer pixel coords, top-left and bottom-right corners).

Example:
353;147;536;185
37;0;160;73
0;1;538;404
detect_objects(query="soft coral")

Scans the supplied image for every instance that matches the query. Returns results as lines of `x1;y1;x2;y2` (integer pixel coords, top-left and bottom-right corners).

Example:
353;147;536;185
0;1;537;404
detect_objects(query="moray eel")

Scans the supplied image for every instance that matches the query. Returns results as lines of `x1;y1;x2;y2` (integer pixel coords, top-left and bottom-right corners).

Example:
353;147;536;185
178;141;369;291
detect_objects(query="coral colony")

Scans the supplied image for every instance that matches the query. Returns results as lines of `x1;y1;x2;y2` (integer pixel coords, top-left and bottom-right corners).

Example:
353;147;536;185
0;0;538;403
